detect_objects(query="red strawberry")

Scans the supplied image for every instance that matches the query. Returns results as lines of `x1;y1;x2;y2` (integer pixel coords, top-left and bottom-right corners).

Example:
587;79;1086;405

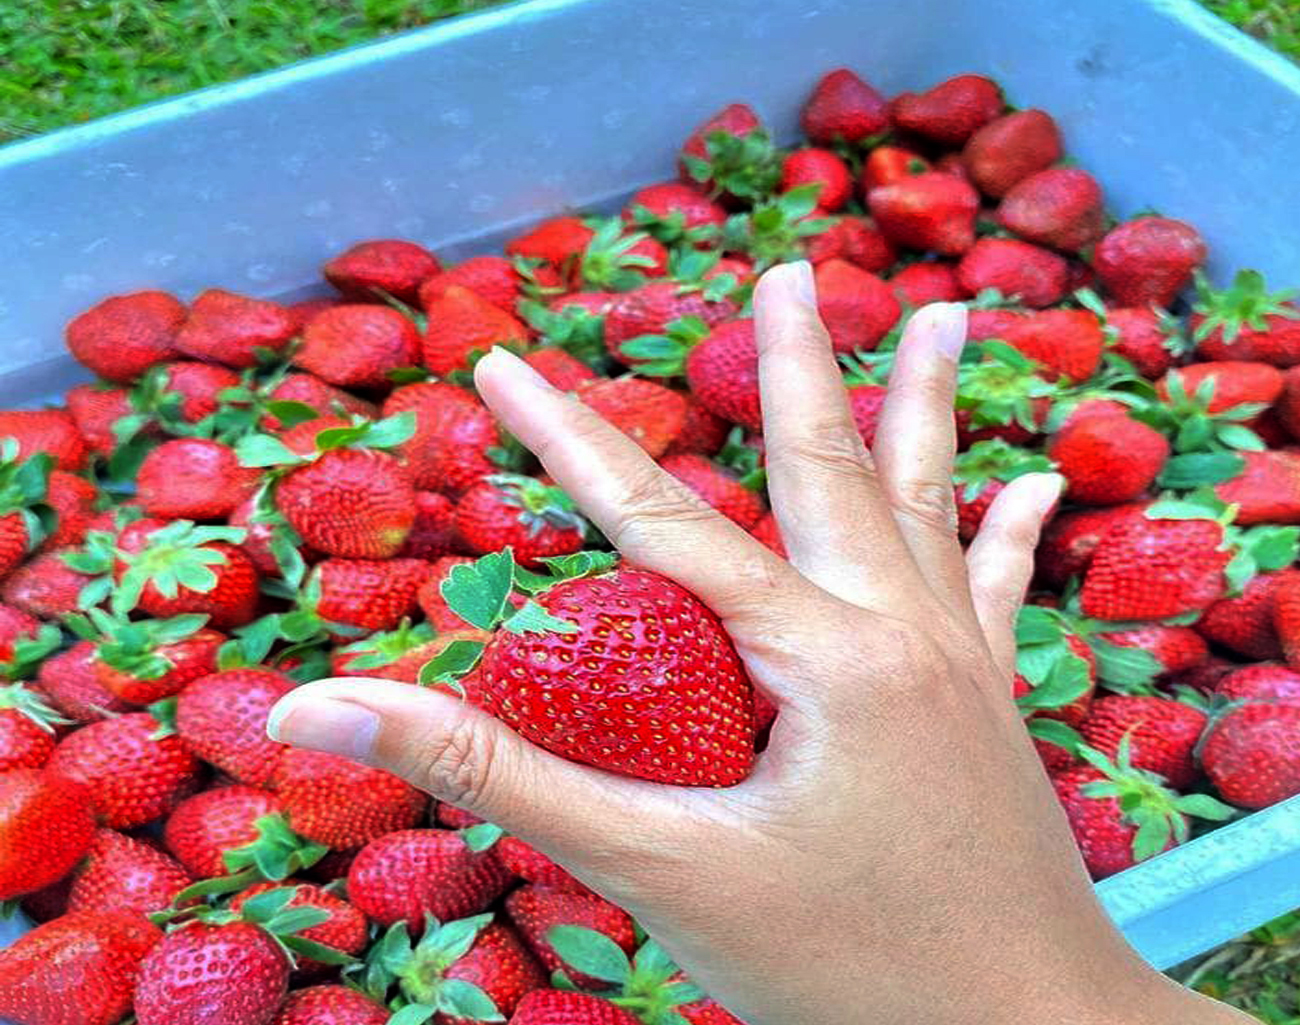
332;624;489;684
867;172;980;255
46;711;198;829
0;409;87;471
1166;656;1239;697
505;885;636;988
999;308;1105;382
996;168;1106;252
41;470;99;550
435;804;484;830
399;490;463;560
176;667;295;785
495;835;588;891
229;494;318;576
889;261;966;305
678;999;748;1025
1035;501;1149;591
1093;216;1206;308
67;828;192;919
602;281;736;364
1078;695;1206;788
624;183;727;246
277;447;417;559
272;985;389;1025
383;381;498;493
801;68;889;144
0;769;95;899
323;239;441;303
1094;625;1208;679
265;371;378;427
685;319;762;432
780;148;852;211
749;511;787;558
1200;703;1300;809
575;377;689;459
455;476;586;567
3;549;91;620
955;238;1069;307
0;601;54;673
890;73;1004;145
162;784;288;878
1214;450;1300;524
506;215;595;268
1274;572;1300;670
149;360;243;423
312;557;434;632
420;256;523;314
659;453;765;529
1157;360;1284;413
860;145;931;192
961;109;1062;198
677;102;764;190
0;682;64;770
137;437;260;520
231;881;368;978
1197;569;1290;660
37;641;132;723
0;911;160;1025
1191;270;1300;367
951;440;1051;543
813;258;901;352
347;829;512;929
134;919;290;1025
287;298;342;331
1216;664;1300;703
65;384;135;455
1047;413;1168;505
803;216;897;274
663;395;730;458
422;285;529;376
175;288;297;368
271;748;427;849
523;347;599;391
1105;306;1182;379
294;304;422;388
472;565;755;785
115;518;261;628
93;619;224;705
511;990;642;1025
64;290;185;383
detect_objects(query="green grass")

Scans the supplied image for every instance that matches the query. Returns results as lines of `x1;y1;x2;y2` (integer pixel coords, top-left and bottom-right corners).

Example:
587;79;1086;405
1204;0;1300;61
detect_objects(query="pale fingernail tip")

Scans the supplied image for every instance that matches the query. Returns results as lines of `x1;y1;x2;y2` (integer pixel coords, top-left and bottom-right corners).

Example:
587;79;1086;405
1029;472;1065;512
266;694;381;764
788;259;817;307
918;301;968;358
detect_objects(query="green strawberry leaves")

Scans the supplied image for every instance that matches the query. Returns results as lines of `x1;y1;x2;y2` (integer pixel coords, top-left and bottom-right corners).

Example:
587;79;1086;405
1157;451;1246;488
441;551;516;631
223;813;328;881
1192;269;1298;343
685;128;784;202
359;916;504;1022
458;822;506;853
618;315;711;377
548;929;705;1023
0;682;69;732
548;925;633;986
69;609;209;678
578;219;656;292
113;521;246;616
719;185;832;270
418;639;487;689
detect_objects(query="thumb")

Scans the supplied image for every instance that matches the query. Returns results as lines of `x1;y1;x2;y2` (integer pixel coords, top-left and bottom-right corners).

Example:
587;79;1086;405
265;677;681;869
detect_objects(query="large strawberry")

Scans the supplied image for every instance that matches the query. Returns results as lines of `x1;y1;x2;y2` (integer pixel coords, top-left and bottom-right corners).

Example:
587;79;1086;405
1216;664;1300;703
780;147;852;211
800;67;889;144
998;308;1105;383
1092;216;1206;308
1214;450;1300;525
175;288;297;368
813;258;901;351
955;237;1069;308
420;255;522;313
602;281;735;366
510;989;642;1025
1157;359;1285;413
41;469;99;550
64;290;186;383
36;640;133;723
324;238;441;303
4;549;93;620
0;681;64;770
1078;695;1207;788
659;453;766;529
867;172;980;255
961;108;1062;197
1200;703;1300;809
996;168;1106;252
0;768;96;899
305;556;433;634
1196;569;1291;660
505;884;637;988
685;319;762;432
524;347;599;391
1047;412;1168;506
423;285;529;376
456;476;588;567
272;985;389;1025
804;216;897;274
66;828;193;919
294;304;423;388
382;381;498;493
890;73;1004;145
1103;306;1184;379
0;409;87;471
176;667;295;784
0;911;160;1025
575;377;689;458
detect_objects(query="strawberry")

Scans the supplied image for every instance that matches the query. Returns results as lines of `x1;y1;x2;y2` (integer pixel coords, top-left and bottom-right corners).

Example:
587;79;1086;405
231;881;368;979
65;384;135;455
678;999;748;1025
602;281;736;364
492;834;588;891
1274;571;1300;670
0;769;96;899
505;885;636;988
265;371;378;426
1078;695;1207;788
749;511;787;557
163;784;307;878
780;148;852;211
575;377;689;459
1157;360;1284;413
0;409;87;471
996;168;1106;253
659;453;765;529
88;614;224;704
1214;450;1300;524
294;304;422;388
364;915;546;1024
813;258;901;351
1197;569;1291;660
999;308;1105;383
461;558;755;785
506;215;595;268
1093;624;1208;680
1035;501;1150;591
955;238;1070;307
115;518;261;628
137;437;260;520
801;68;889;144
435;804;485;830
175;288;298;368
523;347;599;391
1105;306;1183;379
1093;216;1206;308
324;239;441;303
860;145;930;192
1191;269;1300;367
1216;664;1300;703
422;285;529;376
399;490;463;560
0;911;160;1025
677;102;773;198
624;183;728;247
228;494;318;576
420;255;522;313
311;556;434;632
0;682;64;769
333;622;489;684
347;828;512;929
867;172;980;256
663;395;730;458
890;73;1004;145
176;667;295;785
271;747;428;849
36;640;132;723
1200;703;1300;809
382;381;497;493
46;710;198;829
66;828;192;919
952;440;1052;542
1047;413;1168;505
511;989;643;1025
961;109;1063;197
4;549;93;620
64;290;186;383
287;297;342;331
456;476;587;567
146;360;243;423
272;985;389;1025
803;216;897;273
888;261;966;305
41;469;99;550
0;601;58;675
685;319;762;432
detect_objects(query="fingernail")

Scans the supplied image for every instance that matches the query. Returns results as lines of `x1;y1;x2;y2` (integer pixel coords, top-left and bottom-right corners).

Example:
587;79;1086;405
266;695;380;764
478;346;556;392
788;259;817;307
919;301;969;360
1025;472;1065;516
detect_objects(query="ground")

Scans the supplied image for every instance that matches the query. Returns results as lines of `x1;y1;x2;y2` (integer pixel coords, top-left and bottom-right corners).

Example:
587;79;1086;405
3;0;1300;1020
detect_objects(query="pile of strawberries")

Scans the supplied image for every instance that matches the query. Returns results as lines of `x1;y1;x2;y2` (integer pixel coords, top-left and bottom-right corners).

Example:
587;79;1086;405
2;64;1300;1025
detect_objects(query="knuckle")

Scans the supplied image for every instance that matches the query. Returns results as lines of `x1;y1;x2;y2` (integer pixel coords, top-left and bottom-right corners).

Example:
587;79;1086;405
410;715;498;809
888;476;958;535
771;419;872;484
606;468;717;549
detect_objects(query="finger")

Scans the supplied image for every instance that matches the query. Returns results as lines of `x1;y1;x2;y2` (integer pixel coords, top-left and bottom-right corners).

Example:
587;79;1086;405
473;347;806;622
753;261;914;606
266;678;688;872
871;302;969;604
965;473;1063;678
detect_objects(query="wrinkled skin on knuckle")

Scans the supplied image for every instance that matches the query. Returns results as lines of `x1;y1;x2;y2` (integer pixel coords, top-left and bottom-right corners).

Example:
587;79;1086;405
771;416;873;486
608;467;717;550
405;715;499;810
886;475;959;536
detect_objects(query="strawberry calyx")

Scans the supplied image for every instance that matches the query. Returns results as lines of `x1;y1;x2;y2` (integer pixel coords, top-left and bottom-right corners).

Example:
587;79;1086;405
458;821;506;853
337;619;438;672
0;622;61;681
668;250;745;306
67;608;209;680
715;428;766;491
487;473;588;537
627;205;721;249
682;128;784;202
1192;269;1299;344
60;527;119;609
578;220;657;292
518;301;608;368
0;438;53;550
1014;607;1093;713
1075;738;1234;862
955;342;1061;430
235;411;417;471
0;681;69;732
1134;372;1266;487
360;914;504;1023
548;928;703;1025
112;521;247;616
218;577;357;680
617;316;711;377
953;439;1054;501
720;186;834;270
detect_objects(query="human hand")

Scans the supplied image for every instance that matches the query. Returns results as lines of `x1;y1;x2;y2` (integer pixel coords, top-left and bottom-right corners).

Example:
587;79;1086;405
268;262;1249;1025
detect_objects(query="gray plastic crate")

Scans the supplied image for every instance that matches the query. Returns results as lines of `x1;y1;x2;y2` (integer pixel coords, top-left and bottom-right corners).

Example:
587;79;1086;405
2;0;1300;976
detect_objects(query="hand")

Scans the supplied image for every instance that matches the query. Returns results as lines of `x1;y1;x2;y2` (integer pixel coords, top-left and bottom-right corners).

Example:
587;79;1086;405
268;263;1249;1025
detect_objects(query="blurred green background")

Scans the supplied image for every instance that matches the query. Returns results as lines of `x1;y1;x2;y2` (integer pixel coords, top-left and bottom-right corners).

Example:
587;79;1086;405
3;0;1300;1020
